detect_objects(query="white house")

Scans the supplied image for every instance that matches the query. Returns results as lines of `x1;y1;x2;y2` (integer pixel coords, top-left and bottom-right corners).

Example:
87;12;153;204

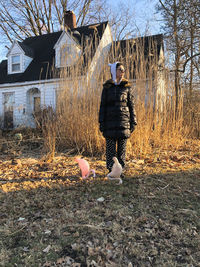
0;11;165;129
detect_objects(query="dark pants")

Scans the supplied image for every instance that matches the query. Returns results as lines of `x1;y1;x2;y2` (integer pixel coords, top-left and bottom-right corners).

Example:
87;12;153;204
105;137;127;171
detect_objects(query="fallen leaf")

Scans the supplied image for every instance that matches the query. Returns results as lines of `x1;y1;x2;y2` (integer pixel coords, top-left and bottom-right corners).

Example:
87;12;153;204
44;230;51;234
56;257;65;264
43;262;51;267
72;263;81;267
87;259;97;266
43;245;51;253
64;256;74;265
18;217;25;221
97;197;105;202
137;160;145;164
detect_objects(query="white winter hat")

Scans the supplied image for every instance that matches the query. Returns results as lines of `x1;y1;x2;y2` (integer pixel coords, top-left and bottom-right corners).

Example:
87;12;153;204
108;62;119;82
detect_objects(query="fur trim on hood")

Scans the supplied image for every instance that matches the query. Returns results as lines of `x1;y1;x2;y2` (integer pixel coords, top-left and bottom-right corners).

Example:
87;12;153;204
103;78;131;88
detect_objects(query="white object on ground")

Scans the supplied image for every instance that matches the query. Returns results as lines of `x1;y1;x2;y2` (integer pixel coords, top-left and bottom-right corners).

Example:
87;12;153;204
107;157;123;184
97;197;105;202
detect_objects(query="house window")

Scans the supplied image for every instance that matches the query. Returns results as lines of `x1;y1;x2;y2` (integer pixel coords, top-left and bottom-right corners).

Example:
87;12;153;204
34;97;41;113
60;45;71;66
11;55;20;72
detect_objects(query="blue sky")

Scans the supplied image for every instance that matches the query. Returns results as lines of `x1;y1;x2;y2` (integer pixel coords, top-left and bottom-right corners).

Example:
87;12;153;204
0;0;162;62
107;0;162;34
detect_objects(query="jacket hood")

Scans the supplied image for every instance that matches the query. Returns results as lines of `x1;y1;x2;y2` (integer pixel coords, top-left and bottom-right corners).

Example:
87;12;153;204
103;78;131;88
108;62;119;82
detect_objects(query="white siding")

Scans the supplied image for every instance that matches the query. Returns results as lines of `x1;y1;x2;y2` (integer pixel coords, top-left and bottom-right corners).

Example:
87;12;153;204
9;42;22;55
41;83;56;108
0;81;57;128
24;55;33;71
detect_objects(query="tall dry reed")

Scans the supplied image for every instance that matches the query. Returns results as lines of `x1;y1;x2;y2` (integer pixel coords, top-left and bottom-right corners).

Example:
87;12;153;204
38;34;199;158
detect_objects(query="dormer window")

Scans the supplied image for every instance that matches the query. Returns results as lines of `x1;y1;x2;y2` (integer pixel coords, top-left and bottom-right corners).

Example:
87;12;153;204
60;45;71;67
54;31;81;68
11;55;21;72
7;40;33;75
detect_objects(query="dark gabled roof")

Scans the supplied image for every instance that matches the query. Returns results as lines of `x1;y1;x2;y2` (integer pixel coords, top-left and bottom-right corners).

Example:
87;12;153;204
0;21;108;84
18;42;35;58
110;34;164;79
71;21;109;45
112;34;163;59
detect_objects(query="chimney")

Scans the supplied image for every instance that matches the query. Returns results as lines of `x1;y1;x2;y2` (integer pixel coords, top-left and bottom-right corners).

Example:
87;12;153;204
64;10;76;29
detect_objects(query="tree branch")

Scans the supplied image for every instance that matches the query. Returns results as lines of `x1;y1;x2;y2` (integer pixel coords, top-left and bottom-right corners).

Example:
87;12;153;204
177;53;200;73
158;0;174;17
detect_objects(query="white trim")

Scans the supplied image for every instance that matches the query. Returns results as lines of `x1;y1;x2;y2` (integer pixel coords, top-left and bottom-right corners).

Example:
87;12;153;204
6;41;25;57
11;54;21;72
54;31;65;49
0;76;85;89
8;53;23;74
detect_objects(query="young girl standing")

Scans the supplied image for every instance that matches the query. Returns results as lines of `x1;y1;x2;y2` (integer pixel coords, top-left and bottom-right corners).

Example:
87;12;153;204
99;62;137;175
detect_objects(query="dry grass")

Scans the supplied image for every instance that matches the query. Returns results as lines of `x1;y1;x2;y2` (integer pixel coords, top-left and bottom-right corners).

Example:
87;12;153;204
32;37;200;159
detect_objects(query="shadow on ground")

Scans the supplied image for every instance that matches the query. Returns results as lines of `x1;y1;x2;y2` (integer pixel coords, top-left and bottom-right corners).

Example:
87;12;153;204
0;168;200;266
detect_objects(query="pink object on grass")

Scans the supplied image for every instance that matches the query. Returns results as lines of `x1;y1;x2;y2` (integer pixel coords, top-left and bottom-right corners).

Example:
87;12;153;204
75;157;96;179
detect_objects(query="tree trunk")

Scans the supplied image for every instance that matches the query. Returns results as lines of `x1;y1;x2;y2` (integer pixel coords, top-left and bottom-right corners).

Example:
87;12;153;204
189;25;194;100
173;0;180;115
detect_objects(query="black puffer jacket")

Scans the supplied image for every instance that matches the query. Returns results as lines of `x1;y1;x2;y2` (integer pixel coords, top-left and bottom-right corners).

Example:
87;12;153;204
99;78;137;139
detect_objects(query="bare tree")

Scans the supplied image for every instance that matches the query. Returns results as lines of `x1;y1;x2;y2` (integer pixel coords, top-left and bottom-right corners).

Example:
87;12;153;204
0;0;110;41
157;0;200;110
105;1;138;41
157;0;185;112
180;0;200;96
0;0;139;59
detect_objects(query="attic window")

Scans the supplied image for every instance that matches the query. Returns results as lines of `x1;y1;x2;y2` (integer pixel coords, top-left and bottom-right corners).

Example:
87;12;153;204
60;45;71;66
11;55;20;72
